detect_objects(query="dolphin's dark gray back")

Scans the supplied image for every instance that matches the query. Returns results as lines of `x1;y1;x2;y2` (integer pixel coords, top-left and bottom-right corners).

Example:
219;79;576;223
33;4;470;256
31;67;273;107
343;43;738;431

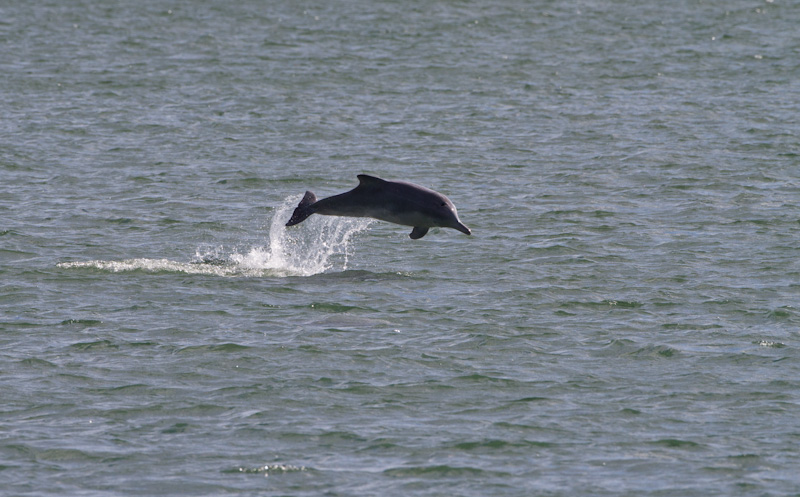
284;174;471;238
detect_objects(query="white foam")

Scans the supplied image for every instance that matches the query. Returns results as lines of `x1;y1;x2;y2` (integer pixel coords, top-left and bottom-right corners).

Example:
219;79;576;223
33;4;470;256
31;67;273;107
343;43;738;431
57;195;372;277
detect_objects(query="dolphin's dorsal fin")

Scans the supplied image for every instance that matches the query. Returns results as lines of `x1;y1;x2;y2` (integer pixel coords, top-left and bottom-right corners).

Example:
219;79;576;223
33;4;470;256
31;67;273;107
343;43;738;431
409;226;429;239
357;174;386;189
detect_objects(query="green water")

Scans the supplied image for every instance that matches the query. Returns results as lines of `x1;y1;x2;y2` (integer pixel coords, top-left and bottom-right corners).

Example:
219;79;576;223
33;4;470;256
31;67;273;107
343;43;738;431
2;1;800;495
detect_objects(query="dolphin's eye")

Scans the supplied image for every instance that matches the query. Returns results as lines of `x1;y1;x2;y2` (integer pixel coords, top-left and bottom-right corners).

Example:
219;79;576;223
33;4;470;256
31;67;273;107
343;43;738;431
440;202;446;207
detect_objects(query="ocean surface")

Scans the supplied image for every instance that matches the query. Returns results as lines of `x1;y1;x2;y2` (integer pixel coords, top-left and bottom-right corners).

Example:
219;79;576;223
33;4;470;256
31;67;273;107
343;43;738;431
2;0;800;495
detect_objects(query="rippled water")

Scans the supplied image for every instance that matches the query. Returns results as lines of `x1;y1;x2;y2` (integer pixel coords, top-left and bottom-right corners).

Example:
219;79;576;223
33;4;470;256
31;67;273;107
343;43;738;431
3;0;800;495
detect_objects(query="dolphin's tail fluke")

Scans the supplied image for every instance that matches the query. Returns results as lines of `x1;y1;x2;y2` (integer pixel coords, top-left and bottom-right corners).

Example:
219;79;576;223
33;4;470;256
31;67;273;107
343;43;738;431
285;191;318;226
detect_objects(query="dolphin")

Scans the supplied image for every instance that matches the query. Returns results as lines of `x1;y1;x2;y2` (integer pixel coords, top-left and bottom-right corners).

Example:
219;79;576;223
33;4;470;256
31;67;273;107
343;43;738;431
285;174;471;239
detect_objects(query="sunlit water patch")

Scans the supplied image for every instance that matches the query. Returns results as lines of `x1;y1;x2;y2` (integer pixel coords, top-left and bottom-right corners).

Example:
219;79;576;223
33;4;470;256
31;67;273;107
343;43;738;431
57;196;372;277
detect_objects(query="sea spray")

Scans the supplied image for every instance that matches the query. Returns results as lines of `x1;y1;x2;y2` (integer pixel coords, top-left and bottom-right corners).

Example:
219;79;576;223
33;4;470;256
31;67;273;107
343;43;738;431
214;194;372;276
58;195;372;277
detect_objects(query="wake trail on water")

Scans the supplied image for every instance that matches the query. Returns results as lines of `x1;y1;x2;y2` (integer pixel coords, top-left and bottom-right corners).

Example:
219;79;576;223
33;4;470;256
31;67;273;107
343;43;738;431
57;195;372;277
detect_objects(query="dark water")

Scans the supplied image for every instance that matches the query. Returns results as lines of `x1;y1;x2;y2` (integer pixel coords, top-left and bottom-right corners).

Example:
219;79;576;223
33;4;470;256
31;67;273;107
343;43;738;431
3;0;800;495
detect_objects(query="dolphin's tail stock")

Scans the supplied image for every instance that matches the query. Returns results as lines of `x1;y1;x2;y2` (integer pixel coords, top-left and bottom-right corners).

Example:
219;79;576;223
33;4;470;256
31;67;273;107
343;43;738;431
285;191;318;226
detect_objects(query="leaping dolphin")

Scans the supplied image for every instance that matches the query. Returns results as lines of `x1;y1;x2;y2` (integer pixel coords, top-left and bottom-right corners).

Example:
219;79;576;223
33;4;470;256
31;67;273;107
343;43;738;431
285;174;471;239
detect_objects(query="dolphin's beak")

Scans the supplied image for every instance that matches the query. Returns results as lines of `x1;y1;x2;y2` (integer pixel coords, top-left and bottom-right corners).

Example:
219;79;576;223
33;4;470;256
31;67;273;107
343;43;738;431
454;222;471;236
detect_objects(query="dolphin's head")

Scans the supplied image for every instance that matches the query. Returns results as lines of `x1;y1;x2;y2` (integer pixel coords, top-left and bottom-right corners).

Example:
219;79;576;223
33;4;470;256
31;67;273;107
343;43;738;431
375;177;472;236
435;196;471;235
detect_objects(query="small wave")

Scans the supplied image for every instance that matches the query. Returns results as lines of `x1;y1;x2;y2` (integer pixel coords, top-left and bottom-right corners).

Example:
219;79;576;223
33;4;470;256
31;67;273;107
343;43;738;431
57;195;372;277
594;340;680;359
383;464;512;477
649;438;703;449
225;463;310;476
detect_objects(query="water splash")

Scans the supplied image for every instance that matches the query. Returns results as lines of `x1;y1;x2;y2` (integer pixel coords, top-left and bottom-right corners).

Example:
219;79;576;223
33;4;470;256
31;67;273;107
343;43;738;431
255;194;373;276
57;195;372;277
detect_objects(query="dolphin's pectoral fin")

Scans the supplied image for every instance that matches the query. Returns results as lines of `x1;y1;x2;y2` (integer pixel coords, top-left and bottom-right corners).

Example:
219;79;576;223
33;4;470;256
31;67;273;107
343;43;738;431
286;191;317;226
409;226;429;239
